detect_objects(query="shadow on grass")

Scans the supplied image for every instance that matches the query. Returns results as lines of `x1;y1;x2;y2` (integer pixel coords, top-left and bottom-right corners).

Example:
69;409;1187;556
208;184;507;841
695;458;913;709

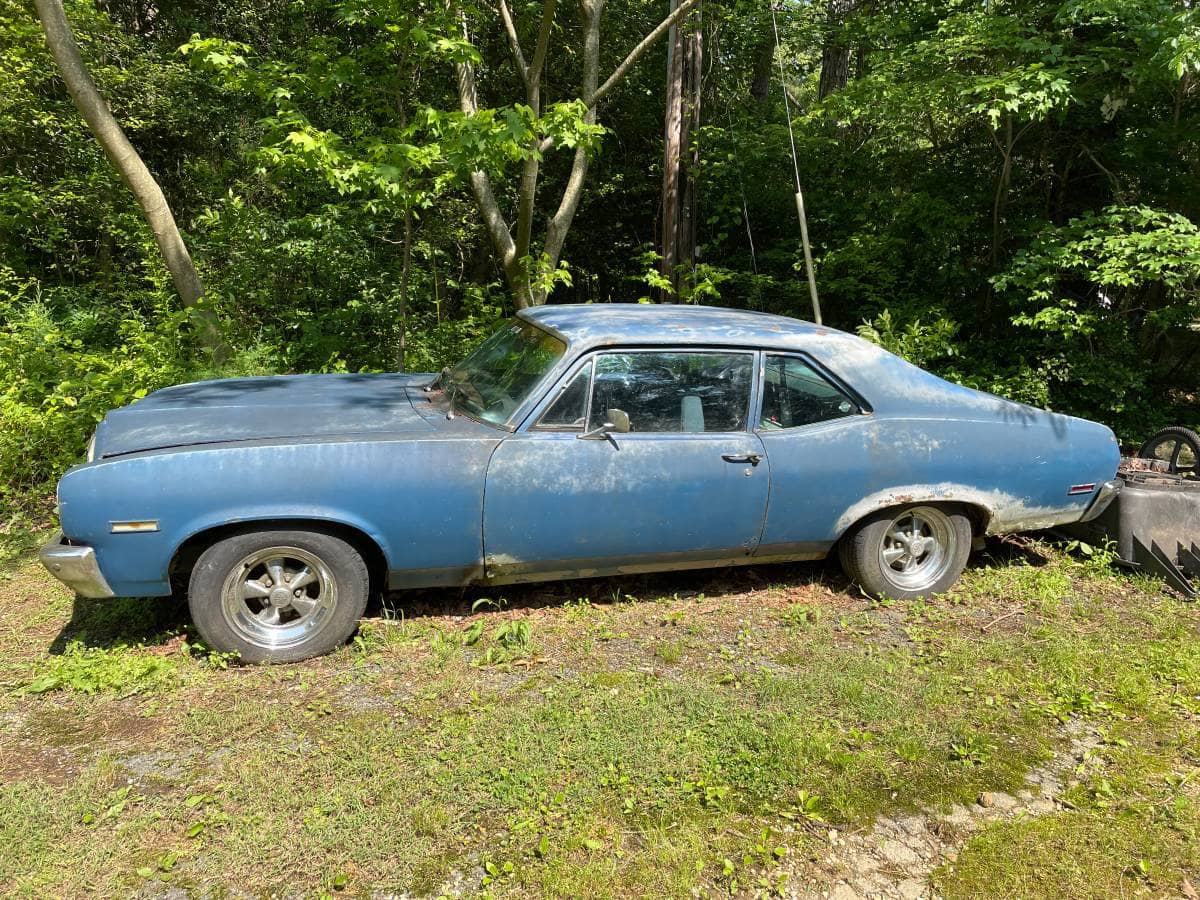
44;533;1057;650
976;533;1054;569
372;533;1058;623
48;594;190;655
375;556;846;622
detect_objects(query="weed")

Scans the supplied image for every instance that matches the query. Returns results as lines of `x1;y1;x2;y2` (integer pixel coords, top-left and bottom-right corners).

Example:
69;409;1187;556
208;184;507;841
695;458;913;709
22;640;177;695
563;597;594;620
655;640;684;665
182;637;239;669
462;619;486;646
428;628;458;664
350;622;386;655
949;733;993;766
494;618;531;650
786;789;825;822
682;777;731;809
780;603;821;627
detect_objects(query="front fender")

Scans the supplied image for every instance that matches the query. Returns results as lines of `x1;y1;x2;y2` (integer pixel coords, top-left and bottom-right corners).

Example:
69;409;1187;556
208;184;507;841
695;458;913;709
57;435;500;596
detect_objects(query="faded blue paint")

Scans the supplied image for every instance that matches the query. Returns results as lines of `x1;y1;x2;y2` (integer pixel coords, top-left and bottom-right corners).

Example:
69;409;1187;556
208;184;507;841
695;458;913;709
483;431;771;577
51;304;1120;598
93;372;436;459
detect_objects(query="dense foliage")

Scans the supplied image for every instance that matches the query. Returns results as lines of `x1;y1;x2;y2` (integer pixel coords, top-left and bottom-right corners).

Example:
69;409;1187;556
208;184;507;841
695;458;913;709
2;0;1197;522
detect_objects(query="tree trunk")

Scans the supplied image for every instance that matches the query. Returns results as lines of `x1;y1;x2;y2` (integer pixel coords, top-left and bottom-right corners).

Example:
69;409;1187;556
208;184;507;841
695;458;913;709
818;0;859;100
750;28;774;104
452;0;698;309
397;204;412;372
660;1;701;300
34;0;227;359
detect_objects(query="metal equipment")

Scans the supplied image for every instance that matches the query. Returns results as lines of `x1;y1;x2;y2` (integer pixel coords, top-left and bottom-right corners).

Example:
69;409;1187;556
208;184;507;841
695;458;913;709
1064;427;1200;597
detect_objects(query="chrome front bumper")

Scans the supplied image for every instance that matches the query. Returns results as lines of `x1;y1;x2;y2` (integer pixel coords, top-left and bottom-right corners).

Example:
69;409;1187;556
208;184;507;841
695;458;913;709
38;532;115;598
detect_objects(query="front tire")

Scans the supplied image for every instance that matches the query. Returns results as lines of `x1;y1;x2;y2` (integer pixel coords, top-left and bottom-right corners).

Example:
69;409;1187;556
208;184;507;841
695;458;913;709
188;529;369;664
838;505;972;600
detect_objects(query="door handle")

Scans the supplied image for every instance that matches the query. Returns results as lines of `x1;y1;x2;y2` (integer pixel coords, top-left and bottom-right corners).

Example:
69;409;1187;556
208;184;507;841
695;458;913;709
722;452;763;466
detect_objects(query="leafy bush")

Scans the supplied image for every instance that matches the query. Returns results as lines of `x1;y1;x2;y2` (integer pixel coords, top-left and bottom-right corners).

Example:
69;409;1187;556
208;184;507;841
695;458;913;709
0;270;186;513
856;308;960;370
993;206;1200;435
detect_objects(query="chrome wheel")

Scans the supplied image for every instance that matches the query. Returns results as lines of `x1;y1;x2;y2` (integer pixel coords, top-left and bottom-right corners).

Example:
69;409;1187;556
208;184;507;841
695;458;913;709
877;506;958;592
219;546;337;650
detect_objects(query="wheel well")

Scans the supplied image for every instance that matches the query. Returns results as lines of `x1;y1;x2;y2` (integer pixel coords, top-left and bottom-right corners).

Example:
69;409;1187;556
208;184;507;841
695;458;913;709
835;500;990;545
168;520;389;597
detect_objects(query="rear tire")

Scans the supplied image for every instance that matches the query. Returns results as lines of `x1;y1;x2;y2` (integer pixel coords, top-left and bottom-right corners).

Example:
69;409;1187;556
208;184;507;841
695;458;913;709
838;505;972;600
188;529;369;664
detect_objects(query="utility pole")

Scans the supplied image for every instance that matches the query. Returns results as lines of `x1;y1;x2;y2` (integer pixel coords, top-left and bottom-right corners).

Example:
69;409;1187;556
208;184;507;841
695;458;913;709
660;0;702;300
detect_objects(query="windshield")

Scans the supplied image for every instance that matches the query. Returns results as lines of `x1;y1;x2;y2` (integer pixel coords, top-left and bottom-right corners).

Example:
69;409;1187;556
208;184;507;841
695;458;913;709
445;318;566;425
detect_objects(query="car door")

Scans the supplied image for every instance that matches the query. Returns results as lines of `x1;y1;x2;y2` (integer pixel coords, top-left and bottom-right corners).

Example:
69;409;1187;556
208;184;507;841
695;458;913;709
482;348;770;582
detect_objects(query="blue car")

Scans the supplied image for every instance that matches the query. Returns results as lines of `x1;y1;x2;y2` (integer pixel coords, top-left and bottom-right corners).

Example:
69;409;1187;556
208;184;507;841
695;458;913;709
40;305;1121;662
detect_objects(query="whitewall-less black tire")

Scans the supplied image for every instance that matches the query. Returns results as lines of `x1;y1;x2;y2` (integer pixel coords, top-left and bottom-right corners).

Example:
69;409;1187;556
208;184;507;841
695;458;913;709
188;528;369;664
838;505;972;600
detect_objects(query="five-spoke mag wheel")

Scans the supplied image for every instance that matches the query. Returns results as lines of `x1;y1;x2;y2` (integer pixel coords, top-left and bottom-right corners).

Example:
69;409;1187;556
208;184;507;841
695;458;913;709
840;504;973;600
220;547;338;651
876;507;959;592
188;529;369;664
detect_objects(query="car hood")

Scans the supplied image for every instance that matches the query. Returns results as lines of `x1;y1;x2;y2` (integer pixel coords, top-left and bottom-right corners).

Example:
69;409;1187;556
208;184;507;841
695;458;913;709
93;372;439;458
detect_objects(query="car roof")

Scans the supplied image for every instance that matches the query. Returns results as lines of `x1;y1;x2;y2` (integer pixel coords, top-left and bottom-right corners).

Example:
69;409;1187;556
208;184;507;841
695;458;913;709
515;303;1054;424
518;303;830;350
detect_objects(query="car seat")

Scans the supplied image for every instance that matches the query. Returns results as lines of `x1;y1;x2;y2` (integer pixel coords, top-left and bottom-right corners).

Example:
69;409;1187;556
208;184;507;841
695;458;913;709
681;394;705;432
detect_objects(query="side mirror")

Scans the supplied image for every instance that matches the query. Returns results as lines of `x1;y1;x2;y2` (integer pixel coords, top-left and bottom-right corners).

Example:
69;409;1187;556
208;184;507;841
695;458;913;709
578;408;631;442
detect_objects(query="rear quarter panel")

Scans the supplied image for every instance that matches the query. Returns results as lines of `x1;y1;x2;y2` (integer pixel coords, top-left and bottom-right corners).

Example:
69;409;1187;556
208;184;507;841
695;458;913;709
756;347;1120;550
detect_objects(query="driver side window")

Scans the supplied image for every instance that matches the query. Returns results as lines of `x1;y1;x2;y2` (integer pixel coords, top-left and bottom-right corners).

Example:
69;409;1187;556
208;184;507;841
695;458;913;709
587;351;753;433
536;361;592;429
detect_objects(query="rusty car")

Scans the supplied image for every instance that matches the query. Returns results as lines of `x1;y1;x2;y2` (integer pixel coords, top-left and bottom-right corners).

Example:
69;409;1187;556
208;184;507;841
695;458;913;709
40;304;1121;662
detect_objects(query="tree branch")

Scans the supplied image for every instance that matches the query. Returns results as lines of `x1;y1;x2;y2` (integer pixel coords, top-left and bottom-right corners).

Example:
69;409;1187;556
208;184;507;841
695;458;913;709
541;0;603;290
1080;143;1122;196
527;0;557;99
452;5;528;304
497;0;530;91
590;0;699;106
453;11;479;115
513;0;557;262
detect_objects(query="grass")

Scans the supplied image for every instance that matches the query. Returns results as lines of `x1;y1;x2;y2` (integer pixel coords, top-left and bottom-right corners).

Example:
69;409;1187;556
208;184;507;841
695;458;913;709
0;534;1197;896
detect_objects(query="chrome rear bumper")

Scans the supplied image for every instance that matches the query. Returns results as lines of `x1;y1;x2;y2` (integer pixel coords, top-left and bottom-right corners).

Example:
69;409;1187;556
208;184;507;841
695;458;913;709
38;532;115;598
1078;479;1122;523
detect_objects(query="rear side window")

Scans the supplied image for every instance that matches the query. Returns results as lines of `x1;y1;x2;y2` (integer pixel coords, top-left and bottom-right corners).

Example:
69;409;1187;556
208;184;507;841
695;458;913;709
759;355;859;430
588;351;753;433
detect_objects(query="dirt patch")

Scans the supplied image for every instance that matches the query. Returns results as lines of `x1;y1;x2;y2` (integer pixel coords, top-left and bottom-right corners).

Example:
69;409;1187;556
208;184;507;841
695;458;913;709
0;709;80;786
781;718;1103;899
0;700;163;787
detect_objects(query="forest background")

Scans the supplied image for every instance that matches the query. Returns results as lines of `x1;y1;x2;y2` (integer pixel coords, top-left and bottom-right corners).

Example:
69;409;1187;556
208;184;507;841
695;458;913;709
2;0;1198;536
